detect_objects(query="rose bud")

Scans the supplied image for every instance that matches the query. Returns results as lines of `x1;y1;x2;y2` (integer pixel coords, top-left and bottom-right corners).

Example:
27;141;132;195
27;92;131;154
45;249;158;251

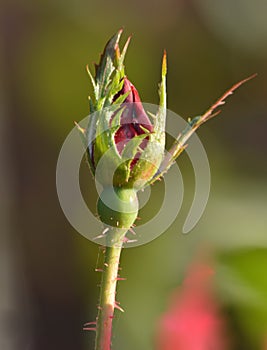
76;29;255;230
78;29;166;191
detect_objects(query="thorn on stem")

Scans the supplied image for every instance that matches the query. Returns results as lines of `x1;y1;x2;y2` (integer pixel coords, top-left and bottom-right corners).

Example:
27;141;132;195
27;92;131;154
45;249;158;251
129;227;136;235
83;321;97;331
83;327;96;332
84;321;97;326
116;277;127;281
114;301;125;312
125;239;137;244
102;227;109;235
93;234;106;240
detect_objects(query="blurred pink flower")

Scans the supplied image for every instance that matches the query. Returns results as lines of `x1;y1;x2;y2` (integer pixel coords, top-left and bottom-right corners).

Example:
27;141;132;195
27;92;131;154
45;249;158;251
156;261;227;350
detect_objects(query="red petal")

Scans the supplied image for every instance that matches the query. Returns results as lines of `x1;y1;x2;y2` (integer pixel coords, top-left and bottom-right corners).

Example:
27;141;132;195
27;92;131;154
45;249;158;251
113;78;153;158
114;124;138;154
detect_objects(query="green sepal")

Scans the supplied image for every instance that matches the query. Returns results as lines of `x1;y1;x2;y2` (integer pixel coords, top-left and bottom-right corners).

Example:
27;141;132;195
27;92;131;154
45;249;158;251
104;69;124;107
87;29;132;112
85;110;98;175
121;133;149;159
110;106;126;129
129;53;167;188
118;133;150;184
74;120;96;176
113;90;130;106
116;35;131;75
88;96;95;114
128;133;164;189
94;110;119;164
148;115;202;185
154;51;167;149
86;65;97;104
92;106;127;186
75;122;87;147
95;30;122;89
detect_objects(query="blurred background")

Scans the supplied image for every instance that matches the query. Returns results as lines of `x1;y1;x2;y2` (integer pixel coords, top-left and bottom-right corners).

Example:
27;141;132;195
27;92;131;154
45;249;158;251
1;0;267;349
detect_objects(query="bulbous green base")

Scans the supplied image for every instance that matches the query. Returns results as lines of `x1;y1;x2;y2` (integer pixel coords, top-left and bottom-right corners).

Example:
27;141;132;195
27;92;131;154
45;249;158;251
97;187;139;229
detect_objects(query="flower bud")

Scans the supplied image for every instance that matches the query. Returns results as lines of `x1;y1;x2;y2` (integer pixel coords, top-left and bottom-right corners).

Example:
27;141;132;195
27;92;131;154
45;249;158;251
76;30;251;191
81;30;167;190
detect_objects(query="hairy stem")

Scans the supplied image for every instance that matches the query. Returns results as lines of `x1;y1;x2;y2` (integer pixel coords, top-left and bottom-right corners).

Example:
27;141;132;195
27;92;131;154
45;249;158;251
95;235;124;350
94;187;138;349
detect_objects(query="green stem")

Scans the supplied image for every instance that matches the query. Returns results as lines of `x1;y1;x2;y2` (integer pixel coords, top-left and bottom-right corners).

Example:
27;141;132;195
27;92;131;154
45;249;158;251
94;234;124;350
94;187;138;349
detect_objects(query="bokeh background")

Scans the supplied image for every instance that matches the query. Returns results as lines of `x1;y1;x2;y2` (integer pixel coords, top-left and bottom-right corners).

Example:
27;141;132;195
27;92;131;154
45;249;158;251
1;0;267;349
